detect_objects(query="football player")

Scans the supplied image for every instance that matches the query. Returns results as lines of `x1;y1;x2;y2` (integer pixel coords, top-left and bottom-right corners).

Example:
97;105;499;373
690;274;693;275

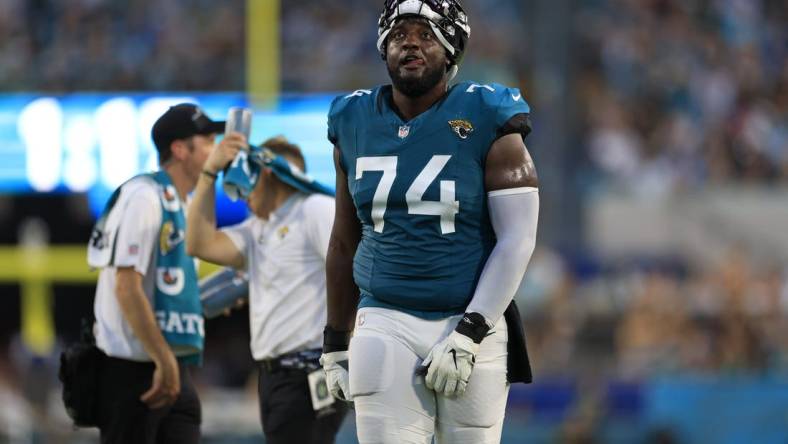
320;1;539;442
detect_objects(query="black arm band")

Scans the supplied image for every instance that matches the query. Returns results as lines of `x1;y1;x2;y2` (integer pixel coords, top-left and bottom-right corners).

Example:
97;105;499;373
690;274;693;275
455;312;491;344
323;326;352;353
495;113;532;140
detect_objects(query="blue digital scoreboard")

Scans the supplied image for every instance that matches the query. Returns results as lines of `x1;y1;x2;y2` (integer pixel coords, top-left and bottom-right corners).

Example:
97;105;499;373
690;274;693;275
0;93;337;226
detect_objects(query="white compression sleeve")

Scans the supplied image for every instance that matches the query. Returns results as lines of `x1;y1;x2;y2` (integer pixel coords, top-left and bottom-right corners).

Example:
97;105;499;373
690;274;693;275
465;187;539;326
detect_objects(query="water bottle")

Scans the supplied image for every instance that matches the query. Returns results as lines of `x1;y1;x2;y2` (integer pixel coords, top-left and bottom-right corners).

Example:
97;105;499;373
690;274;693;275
199;267;249;319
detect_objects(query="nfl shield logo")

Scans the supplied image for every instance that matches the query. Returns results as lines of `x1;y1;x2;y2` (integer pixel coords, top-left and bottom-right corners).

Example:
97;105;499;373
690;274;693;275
398;125;410;139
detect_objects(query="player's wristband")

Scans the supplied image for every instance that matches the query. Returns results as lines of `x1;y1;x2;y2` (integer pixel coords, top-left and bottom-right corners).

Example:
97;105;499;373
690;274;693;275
201;170;218;180
323;326;352;353
455;312;491;344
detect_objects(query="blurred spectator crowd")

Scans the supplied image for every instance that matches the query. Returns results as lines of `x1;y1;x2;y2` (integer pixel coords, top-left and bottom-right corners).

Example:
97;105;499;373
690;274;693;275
519;246;788;381
1;0;783;189
0;0;244;91
280;0;526;91
0;0;524;93
577;0;788;191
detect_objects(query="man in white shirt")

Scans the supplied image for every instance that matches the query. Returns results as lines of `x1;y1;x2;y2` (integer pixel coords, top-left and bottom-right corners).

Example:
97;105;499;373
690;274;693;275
186;135;347;444
91;104;224;443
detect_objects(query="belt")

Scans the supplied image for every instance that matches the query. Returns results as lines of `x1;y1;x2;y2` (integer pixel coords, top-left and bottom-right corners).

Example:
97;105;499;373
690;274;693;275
258;348;322;373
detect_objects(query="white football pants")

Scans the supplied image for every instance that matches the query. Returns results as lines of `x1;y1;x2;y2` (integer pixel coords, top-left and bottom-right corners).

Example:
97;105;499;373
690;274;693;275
349;307;510;444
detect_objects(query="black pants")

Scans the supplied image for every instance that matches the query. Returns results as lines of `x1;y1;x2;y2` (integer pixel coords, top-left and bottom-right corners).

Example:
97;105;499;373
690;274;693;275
96;354;201;444
258;365;348;444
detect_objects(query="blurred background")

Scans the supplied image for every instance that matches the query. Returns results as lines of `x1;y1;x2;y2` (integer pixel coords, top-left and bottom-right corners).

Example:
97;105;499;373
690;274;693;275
0;0;787;443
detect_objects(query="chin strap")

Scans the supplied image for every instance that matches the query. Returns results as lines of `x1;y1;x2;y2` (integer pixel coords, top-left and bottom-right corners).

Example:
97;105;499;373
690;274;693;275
447;65;459;81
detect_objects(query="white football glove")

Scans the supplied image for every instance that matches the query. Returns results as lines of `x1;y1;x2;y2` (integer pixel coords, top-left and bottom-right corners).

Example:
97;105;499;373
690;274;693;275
422;312;491;397
423;331;479;397
320;351;351;401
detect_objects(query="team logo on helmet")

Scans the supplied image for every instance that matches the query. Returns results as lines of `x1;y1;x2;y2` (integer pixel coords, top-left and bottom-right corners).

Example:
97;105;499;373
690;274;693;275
448;119;473;139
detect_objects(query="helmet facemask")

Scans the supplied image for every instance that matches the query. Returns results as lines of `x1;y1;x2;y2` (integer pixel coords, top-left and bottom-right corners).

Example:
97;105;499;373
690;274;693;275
377;0;470;80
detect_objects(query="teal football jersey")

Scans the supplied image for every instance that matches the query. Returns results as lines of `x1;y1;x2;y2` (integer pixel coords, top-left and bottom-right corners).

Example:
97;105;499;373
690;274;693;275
328;81;531;319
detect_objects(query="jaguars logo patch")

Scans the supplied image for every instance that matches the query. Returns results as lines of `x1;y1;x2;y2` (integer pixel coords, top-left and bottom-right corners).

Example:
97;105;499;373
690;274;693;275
449;119;474;139
159;221;184;255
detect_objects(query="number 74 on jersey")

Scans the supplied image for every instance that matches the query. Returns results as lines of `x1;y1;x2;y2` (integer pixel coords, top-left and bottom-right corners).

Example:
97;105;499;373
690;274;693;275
356;155;459;235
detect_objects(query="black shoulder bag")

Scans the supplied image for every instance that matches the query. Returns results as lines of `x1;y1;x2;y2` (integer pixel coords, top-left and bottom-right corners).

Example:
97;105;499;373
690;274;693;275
58;318;103;427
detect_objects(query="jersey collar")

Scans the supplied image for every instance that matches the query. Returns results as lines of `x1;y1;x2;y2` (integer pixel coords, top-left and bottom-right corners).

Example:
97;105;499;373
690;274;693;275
268;192;303;223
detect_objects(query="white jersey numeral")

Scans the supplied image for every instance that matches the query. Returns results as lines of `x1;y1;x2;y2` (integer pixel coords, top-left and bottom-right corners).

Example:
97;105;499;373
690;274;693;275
356;156;398;233
345;89;372;99
465;83;495;93
356;155;458;234
405;155;458;234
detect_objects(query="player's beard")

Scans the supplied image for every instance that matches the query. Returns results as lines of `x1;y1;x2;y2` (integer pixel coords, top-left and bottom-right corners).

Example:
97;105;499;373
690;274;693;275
388;62;446;98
